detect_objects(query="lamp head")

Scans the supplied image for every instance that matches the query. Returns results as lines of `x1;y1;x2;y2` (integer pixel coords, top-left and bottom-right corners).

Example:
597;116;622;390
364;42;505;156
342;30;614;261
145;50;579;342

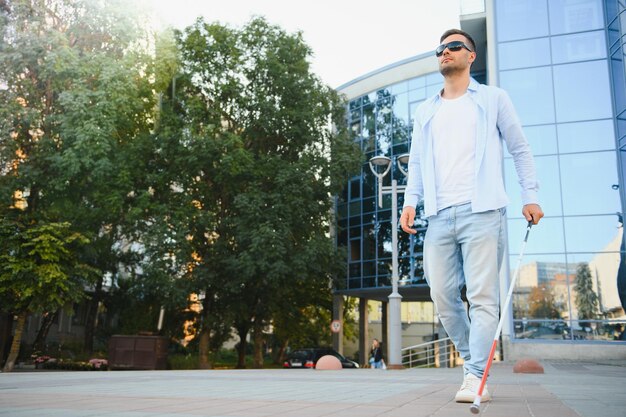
397;153;410;165
396;153;410;177
369;155;391;167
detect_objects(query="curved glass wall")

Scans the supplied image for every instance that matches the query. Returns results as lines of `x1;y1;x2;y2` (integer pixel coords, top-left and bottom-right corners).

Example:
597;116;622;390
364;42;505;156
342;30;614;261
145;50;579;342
338;69;487;292
337;0;625;344
496;0;625;342
338;72;445;291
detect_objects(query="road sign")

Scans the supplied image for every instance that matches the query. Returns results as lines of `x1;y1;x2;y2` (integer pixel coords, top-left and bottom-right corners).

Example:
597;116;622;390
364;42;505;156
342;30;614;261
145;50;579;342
330;320;342;334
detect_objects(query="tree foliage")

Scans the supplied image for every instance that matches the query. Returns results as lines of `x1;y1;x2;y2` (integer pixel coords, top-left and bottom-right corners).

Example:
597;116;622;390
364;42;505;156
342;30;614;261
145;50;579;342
0;0;160;352
0;3;360;367
0;218;92;313
574;262;599;322
0;217;93;370
139;17;361;367
528;284;560;319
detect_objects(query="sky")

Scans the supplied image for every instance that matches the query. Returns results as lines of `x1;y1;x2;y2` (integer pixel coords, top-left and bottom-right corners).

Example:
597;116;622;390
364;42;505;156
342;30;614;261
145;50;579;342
144;0;461;88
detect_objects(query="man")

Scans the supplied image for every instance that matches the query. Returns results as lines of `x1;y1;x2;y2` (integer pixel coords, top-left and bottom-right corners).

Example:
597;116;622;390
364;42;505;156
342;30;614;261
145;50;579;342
399;29;543;403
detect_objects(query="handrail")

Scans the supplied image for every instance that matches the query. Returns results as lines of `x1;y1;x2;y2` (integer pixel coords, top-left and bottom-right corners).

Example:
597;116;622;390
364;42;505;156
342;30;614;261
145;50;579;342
401;337;460;368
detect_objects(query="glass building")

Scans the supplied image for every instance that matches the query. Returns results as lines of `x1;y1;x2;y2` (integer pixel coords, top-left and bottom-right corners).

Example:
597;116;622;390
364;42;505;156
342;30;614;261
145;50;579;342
335;0;626;363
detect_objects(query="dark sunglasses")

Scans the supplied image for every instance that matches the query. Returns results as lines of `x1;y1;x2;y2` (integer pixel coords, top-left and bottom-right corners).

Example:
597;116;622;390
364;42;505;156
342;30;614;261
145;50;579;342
435;41;473;57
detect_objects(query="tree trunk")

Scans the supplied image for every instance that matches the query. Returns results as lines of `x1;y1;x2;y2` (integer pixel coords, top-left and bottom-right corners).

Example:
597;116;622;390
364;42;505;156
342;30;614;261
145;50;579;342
3;312;26;373
274;338;289;365
252;322;264;369
0;312;14;367
84;276;104;353
32;310;58;353
198;327;212;369
236;326;248;369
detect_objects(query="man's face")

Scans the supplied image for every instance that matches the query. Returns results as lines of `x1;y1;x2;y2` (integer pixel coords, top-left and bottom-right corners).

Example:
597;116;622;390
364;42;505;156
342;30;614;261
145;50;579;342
437;34;475;76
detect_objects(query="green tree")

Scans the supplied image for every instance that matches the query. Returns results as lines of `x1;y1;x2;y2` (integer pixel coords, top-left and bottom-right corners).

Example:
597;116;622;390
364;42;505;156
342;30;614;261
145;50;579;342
574;263;599;326
0;0;160;352
0;217;93;371
142;17;360;367
528;284;560;319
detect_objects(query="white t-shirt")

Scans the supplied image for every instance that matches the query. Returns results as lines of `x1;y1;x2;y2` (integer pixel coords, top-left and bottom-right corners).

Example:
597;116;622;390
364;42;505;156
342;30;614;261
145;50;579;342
431;93;478;211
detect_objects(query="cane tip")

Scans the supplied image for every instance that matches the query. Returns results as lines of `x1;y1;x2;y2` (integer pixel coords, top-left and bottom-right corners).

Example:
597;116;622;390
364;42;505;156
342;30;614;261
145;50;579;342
469;404;480;414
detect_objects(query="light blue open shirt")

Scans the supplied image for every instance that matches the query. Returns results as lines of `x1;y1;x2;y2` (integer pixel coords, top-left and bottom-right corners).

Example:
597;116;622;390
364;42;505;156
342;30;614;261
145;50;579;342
403;78;539;218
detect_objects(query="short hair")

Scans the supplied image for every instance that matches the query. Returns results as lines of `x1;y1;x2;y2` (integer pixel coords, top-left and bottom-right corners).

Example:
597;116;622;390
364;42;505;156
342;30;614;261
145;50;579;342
440;29;476;53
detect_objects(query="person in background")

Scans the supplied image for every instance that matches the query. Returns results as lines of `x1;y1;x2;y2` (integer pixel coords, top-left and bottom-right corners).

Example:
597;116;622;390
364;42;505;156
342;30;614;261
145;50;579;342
400;28;543;403
369;338;384;369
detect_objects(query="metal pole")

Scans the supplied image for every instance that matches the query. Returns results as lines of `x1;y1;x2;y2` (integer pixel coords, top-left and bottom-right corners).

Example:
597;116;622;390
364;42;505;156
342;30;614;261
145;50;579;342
388;179;402;368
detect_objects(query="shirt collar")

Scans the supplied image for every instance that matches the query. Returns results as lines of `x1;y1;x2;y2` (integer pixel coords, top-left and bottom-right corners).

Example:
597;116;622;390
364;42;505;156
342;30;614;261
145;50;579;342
437;77;479;99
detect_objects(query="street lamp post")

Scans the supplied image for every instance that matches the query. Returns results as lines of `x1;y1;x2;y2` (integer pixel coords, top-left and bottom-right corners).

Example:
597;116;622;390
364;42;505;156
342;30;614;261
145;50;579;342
368;153;409;369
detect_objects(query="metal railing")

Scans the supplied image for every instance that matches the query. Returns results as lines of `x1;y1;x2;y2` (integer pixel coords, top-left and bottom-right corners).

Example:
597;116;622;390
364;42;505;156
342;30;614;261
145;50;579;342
401;337;460;368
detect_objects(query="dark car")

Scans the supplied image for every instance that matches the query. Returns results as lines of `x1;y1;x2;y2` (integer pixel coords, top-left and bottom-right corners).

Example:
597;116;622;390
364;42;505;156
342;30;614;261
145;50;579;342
283;348;359;369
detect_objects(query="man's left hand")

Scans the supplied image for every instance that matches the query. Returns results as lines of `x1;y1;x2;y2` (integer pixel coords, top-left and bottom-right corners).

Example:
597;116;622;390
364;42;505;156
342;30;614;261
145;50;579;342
522;204;544;225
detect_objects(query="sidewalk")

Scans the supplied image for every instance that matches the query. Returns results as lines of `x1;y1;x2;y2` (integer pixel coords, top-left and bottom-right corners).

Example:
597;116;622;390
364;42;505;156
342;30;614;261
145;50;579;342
1;361;625;417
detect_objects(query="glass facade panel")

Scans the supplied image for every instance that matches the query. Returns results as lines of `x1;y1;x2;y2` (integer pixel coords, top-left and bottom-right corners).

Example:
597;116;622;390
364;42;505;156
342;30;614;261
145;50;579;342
508;217;565;255
557;120;615;153
560;152;620;215
363;224;376;260
409;87;426;102
548;0;604;35
512;255;570;321
377;221;392;257
500;67;555;125
390;81;408;94
563;215;622;252
498;38;551;70
568;250;624;315
610;48;626;125
551;30;607;64
568;271;611;333
512;319;571;340
392;92;409;126
363;260;376;277
495;0;549;41
553;60;613;123
337;0;625;346
408;76;425;91
563;320;626;341
426;72;444;85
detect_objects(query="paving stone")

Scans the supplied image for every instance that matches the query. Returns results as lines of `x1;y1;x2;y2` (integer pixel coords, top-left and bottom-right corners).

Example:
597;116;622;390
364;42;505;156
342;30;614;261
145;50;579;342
0;361;624;417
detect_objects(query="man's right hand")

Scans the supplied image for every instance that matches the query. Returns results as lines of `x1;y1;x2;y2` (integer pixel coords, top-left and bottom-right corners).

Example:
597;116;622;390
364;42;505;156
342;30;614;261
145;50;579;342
400;206;417;234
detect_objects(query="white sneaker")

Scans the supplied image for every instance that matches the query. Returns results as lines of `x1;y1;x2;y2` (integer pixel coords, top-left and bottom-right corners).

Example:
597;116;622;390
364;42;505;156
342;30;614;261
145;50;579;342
454;373;491;403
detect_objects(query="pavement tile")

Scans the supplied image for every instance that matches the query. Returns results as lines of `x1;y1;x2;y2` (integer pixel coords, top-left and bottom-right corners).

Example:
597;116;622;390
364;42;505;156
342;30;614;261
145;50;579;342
1;361;624;417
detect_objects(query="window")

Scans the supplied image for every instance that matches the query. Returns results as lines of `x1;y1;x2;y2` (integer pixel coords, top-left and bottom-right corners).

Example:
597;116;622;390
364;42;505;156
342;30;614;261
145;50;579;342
548;0;604;35
496;0;549;42
500;67;555;125
557;120;615;153
350;239;361;261
508;217;566;254
551;30;606;64
564;215;622;252
553;60;613;123
560;152;620;215
498;38;550;70
349;178;361;200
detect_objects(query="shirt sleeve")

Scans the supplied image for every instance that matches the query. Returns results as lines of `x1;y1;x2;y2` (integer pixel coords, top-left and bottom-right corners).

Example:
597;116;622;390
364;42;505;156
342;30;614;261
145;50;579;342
497;90;540;206
403;113;425;209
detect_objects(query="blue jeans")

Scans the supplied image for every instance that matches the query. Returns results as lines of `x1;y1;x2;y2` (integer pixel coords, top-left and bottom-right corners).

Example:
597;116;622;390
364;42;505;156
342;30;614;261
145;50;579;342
370;358;383;369
424;203;505;378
